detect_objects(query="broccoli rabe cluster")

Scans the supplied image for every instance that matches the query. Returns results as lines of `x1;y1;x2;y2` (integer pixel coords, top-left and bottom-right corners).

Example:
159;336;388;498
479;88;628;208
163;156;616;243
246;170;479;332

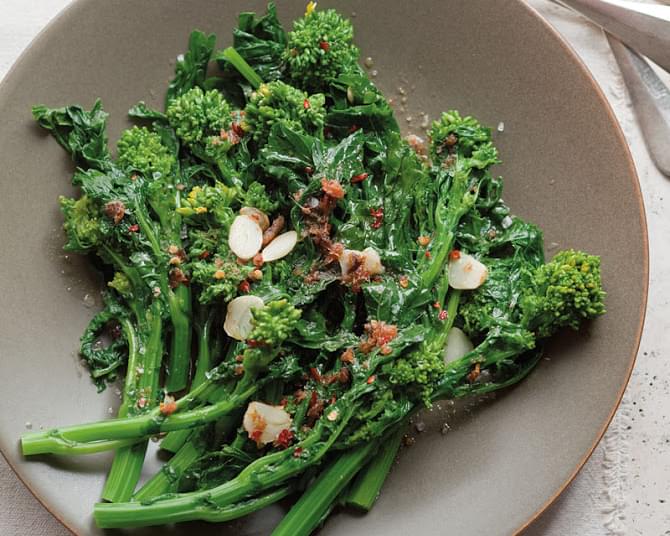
239;182;279;213
242;300;302;375
167;87;238;163
284;7;360;90
190;255;253;304
521;249;606;337
244;81;325;143
117;126;175;178
59;195;105;252
429;110;499;166
248;299;302;346
177;183;237;227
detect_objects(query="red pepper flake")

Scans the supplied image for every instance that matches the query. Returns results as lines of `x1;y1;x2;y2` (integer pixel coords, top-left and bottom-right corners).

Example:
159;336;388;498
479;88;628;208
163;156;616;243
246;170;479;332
232;122;245;137
319;40;330;52
418;235;431;246
370;207;384;229
367;375;376;384
169;268;189;289
349;124;359;133
199;250;210;259
321;178;345;199
449;249;461;261
309;367;322;383
104;201;126;224
274;429;294;449
128;224;140;233
351;172;368;184
293;447;304;458
250;430;263;443
246;339;267;348
303;99;310;110
238;280;250;293
159;399;177;416
340;348;355;364
433;302;441;309
438;309;448;321
424;250;432;258
467;363;481;383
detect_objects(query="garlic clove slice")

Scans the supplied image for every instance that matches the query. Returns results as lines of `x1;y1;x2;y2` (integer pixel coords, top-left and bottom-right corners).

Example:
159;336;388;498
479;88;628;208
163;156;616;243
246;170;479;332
261;231;298;262
229;215;263;260
448;252;488;290
224;295;264;340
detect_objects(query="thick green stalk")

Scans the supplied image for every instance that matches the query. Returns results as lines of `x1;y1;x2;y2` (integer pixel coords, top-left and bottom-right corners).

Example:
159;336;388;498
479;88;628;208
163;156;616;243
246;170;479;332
165;284;192;392
272;440;380;536
93;405;357;528
161;306;213;452
21;381;258;455
221;47;262;89
344;426;404;511
133;440;201;501
102;305;163;502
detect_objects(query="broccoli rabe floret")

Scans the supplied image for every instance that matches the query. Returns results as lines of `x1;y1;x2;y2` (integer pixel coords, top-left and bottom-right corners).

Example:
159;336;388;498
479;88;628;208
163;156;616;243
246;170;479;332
429;110;499;167
242;300;302;376
283;6;360;91
166;87;238;164
177;183;237;227
59;195;104;252
116;126;176;178
388;346;447;406
107;272;132;297
190;256;254;304
248;299;302;346
244;81;325;144
521;249;606;338
239;182;279;213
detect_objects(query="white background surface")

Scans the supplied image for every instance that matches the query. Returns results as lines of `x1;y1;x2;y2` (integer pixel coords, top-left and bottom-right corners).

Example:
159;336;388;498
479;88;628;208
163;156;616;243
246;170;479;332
1;1;669;535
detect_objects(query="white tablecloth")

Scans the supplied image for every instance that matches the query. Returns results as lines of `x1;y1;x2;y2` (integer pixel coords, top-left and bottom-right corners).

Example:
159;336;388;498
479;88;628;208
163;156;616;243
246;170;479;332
2;1;669;534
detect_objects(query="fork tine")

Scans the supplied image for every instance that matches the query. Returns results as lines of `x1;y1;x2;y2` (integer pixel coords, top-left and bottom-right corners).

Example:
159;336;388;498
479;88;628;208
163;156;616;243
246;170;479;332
607;33;670;177
558;0;670;73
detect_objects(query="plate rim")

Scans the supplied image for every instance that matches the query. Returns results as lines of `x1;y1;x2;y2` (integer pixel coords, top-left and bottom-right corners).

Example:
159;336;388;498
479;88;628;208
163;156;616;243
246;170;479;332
0;1;649;535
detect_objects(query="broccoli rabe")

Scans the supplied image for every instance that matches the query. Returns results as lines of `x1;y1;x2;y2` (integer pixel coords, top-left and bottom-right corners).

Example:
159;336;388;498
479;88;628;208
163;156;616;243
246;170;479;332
244;80;325;143
177;182;237;227
23;6;610;534
166;86;242;169
117;126;175;178
58;195;106;252
284;6;360;91
429;110;499;165
522;249;606;337
238;182;278;213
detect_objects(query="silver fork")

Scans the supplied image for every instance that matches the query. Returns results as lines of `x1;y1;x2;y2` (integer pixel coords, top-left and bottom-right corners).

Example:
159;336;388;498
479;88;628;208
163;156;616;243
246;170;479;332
550;0;670;176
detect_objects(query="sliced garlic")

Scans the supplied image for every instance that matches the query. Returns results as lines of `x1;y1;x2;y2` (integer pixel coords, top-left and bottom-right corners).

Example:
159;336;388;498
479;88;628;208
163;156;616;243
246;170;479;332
261;231;298;262
224;295;264;340
443;327;474;364
340;247;385;276
361;247;384;275
448;253;488;290
243;401;292;445
240;207;270;231
339;249;358;275
229;215;263;260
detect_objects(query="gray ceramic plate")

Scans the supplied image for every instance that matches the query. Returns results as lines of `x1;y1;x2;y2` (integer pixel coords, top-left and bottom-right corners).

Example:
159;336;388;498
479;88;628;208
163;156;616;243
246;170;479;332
0;1;647;535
